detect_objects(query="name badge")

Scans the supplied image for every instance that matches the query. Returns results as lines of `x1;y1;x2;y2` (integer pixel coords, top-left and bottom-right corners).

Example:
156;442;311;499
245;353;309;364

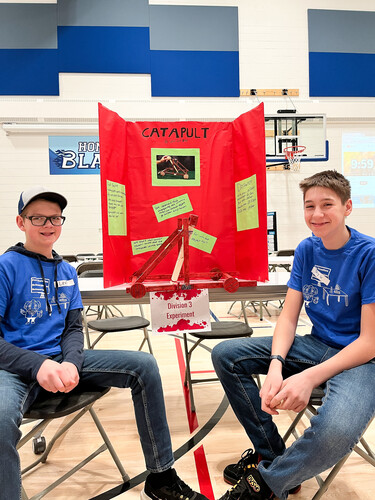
57;279;75;287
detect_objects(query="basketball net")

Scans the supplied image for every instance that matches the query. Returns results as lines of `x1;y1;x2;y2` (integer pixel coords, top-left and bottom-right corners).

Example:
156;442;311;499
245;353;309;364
284;145;306;172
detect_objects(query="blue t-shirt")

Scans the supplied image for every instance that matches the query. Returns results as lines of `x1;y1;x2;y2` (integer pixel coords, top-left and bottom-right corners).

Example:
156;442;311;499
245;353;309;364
288;227;375;349
0;249;83;356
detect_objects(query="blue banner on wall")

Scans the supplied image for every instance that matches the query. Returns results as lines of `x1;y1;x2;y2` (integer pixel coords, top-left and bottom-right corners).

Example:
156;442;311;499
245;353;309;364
49;136;100;175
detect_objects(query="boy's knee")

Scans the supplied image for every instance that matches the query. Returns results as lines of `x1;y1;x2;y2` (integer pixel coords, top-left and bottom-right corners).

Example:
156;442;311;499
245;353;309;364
211;340;233;370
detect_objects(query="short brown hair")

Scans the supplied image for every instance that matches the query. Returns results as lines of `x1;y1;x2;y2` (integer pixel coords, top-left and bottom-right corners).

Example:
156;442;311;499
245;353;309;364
299;170;351;204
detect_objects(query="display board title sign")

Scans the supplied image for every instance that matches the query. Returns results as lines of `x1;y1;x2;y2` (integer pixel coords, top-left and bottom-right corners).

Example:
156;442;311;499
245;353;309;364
49;136;100;175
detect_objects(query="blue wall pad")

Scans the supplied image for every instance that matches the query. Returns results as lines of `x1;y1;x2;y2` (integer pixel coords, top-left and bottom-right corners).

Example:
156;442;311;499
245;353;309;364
0;1;238;97
0;4;57;49
308;9;375;54
0;49;59;95
151;50;239;97
58;26;150;73
308;9;375;97
309;52;375;97
58;0;149;27
149;5;238;51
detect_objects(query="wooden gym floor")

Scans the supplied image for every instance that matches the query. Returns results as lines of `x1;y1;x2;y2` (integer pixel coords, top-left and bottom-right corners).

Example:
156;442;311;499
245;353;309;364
20;300;374;500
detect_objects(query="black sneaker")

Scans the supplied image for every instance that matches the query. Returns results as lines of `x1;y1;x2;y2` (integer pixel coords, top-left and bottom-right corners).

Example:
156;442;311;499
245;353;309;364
223;449;301;495
219;467;274;500
223;449;260;485
141;468;209;500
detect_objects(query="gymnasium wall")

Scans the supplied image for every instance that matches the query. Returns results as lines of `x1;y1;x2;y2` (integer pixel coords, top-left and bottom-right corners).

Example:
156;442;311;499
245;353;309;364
1;0;375;256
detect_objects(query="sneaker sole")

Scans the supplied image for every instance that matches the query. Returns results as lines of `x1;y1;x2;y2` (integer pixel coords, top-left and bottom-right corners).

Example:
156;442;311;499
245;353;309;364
140;489;152;500
223;474;301;495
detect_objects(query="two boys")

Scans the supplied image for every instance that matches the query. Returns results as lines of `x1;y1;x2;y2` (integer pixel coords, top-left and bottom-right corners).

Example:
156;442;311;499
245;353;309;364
2;169;374;500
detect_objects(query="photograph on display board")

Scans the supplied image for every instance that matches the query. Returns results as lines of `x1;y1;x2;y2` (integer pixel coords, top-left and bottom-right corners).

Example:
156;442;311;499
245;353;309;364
152;148;200;186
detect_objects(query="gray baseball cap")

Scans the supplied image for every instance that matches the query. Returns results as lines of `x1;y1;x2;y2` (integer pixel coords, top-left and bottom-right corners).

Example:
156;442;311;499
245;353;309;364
18;186;67;214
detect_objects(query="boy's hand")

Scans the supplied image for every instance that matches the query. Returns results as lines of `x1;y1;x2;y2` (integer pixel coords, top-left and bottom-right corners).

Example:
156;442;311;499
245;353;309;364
260;368;284;415
60;361;80;392
269;372;314;414
37;359;80;393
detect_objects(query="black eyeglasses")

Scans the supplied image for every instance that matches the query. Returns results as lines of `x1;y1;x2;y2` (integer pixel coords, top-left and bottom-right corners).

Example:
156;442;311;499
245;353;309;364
24;216;66;226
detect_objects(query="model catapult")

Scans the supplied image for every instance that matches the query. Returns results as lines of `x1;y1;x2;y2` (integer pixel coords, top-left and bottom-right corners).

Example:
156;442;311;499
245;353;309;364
127;214;256;298
158;156;190;179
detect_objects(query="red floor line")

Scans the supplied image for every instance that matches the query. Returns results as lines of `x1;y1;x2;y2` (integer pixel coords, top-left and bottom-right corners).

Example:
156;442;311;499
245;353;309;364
191;369;216;374
174;338;214;500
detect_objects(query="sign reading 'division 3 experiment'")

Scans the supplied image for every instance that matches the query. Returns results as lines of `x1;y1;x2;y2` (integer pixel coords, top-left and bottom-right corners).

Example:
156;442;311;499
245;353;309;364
49;136;100;175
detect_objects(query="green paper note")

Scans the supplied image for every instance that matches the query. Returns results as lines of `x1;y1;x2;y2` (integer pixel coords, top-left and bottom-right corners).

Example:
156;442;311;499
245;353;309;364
235;175;259;231
189;228;217;254
153;193;193;222
107;180;126;236
131;236;168;256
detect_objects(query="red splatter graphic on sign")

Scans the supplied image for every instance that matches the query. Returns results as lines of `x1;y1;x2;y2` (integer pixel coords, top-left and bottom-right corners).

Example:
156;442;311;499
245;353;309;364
157;319;208;332
154;289;203;301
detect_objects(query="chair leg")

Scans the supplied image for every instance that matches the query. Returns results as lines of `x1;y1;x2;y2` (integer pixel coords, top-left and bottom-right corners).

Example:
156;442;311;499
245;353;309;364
311;453;352;500
89;407;130;482
283;407;374;500
20;403;129;499
89;331;107;349
357;436;375;462
183;333;196;412
82;309;92;349
139;304;153;354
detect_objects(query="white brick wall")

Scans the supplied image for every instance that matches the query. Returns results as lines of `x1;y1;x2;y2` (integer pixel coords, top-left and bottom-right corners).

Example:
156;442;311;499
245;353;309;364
1;0;375;255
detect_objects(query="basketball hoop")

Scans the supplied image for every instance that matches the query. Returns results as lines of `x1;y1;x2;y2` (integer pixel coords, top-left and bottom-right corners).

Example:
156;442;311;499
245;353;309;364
284;145;306;172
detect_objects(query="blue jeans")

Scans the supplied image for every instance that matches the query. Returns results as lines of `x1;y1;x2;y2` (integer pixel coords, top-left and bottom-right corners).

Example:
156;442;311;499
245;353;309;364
0;349;174;500
212;334;375;500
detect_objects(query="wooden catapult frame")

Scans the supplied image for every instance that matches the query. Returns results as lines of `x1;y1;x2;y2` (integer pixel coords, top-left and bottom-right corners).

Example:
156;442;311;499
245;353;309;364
127;214;256;298
158;157;189;179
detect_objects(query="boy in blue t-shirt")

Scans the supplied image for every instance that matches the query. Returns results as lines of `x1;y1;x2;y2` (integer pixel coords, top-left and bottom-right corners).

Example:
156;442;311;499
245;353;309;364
212;170;375;500
0;186;208;500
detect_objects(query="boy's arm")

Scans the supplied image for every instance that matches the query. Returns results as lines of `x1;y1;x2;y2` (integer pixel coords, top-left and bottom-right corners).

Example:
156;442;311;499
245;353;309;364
269;302;375;413
0;318;48;381
60;308;84;371
36;309;84;393
292;301;375;387
260;288;304;414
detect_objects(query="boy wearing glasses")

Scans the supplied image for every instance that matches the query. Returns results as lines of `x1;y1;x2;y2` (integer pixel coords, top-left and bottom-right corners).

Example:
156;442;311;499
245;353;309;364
0;186;208;500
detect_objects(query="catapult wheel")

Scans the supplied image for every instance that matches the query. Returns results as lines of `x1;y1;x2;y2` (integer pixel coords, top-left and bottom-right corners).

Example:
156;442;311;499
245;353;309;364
160;171;165;176
223;276;239;293
183;174;189;179
130;283;147;298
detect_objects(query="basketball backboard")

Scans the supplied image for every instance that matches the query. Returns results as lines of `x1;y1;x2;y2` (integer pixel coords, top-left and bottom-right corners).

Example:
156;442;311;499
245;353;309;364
265;113;328;163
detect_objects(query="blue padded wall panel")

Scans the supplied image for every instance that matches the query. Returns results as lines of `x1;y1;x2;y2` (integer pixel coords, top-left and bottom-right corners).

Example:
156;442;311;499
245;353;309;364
149;5;238;51
309;52;375;97
58;0;149;27
0;4;57;49
150;50;239;97
0;49;59;95
58;26;150;73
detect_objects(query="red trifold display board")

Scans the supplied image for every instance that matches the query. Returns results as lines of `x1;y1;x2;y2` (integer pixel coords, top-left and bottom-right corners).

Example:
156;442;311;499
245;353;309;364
98;103;268;288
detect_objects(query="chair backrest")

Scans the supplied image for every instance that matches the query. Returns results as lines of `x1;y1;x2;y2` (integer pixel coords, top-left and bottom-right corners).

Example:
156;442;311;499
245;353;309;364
76;261;103;276
76;253;96;261
79;269;103;278
276;249;295;256
61;254;78;263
